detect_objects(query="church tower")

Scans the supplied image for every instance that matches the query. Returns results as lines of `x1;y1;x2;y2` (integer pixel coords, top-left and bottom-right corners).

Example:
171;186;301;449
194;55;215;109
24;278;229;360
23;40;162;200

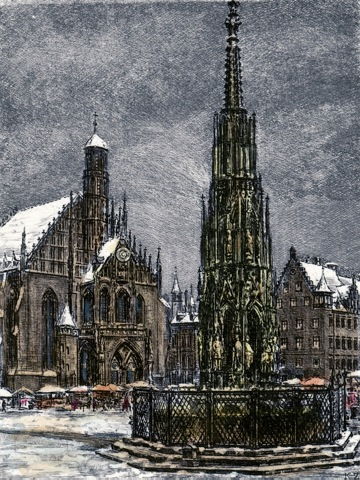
199;1;277;388
82;113;109;261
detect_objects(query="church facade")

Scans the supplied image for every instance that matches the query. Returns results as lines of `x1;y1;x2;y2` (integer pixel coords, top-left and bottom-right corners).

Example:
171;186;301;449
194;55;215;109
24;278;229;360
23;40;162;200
198;1;277;388
0;120;166;391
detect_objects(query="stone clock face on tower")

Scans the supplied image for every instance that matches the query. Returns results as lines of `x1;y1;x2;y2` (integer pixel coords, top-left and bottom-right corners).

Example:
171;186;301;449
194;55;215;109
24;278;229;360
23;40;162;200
116;247;131;263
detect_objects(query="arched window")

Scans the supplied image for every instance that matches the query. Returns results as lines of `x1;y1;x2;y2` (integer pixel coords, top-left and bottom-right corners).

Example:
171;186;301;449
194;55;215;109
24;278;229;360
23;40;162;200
136;295;145;324
83;290;94;325
100;288;110;323
116;290;130;323
42;289;58;369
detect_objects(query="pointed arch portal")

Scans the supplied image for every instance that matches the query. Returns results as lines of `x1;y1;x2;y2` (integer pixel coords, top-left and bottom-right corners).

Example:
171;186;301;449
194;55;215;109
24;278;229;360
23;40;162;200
110;343;143;385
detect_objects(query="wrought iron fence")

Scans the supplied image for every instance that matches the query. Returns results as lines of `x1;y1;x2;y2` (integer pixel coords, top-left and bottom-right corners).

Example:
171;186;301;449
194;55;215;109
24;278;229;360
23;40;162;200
132;385;345;448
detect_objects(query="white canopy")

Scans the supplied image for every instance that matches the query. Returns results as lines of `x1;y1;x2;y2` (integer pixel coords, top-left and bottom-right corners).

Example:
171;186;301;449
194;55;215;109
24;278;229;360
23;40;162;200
37;385;65;393
349;370;360;378
283;378;302;385
67;385;89;393
0;388;12;397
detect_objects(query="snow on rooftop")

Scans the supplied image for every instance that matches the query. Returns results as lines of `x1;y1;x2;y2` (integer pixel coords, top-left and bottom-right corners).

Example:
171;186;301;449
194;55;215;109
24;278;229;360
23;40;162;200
171;312;199;324
300;262;343;290
57;304;77;328
337;284;350;298
98;237;119;261
85;133;108;150
301;260;360;306
0;197;69;256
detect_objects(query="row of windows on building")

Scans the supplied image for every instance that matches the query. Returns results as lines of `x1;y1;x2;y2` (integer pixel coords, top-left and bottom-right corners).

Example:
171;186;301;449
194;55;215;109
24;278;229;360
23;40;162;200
280;316;358;331
286;357;359;370
83;289;145;325
330;358;358;371
281;318;320;330
277;297;311;308
290;357;322;368
277;296;332;308
281;336;360;351
329;315;358;330
281;336;321;350
282;281;304;293
329;337;359;351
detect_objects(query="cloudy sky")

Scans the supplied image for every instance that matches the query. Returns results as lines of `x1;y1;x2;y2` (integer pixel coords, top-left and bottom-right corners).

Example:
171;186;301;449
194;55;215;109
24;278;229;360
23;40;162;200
0;0;358;291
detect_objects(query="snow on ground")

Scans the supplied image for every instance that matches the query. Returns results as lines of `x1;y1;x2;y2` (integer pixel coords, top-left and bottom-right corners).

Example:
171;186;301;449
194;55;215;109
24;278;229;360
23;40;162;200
0;408;131;438
0;410;359;479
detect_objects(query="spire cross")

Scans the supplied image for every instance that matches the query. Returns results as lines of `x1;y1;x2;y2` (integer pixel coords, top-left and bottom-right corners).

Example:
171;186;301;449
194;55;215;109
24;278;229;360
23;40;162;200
93;112;98;133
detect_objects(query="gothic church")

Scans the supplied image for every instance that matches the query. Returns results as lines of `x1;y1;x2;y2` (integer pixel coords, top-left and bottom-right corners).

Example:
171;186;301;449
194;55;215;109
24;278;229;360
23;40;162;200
0;119;166;390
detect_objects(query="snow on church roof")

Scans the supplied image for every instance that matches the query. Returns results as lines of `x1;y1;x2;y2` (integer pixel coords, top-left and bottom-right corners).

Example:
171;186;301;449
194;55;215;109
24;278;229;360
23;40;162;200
85;133;108;150
98;237;119;260
0;196;69;257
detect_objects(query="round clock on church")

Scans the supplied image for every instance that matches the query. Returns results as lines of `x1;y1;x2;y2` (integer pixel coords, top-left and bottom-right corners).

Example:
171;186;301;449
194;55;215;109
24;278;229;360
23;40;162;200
116;247;131;263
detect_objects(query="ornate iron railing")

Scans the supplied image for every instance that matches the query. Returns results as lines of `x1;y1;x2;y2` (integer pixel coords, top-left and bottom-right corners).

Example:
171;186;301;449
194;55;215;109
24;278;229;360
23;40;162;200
132;385;345;448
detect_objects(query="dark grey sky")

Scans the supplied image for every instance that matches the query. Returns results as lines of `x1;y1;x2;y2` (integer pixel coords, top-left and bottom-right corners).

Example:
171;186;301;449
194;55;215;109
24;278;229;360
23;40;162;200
0;0;358;291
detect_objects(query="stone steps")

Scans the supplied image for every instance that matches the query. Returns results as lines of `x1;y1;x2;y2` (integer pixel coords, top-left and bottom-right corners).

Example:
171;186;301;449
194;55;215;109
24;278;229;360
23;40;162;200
119;431;351;456
96;433;360;474
97;449;360;475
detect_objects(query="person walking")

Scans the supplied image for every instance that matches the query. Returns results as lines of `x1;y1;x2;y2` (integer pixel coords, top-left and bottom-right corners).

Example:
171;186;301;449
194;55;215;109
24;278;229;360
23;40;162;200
2;399;6;412
347;388;358;419
122;394;130;412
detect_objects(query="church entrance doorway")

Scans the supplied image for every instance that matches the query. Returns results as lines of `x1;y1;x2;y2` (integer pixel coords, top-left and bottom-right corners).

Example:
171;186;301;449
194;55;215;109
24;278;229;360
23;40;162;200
110;343;142;385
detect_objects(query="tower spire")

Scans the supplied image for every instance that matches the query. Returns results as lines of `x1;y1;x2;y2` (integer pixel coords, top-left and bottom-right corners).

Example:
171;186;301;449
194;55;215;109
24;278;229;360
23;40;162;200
224;0;244;111
93;111;98;133
171;267;181;294
156;246;162;294
121;192;128;234
201;194;206;226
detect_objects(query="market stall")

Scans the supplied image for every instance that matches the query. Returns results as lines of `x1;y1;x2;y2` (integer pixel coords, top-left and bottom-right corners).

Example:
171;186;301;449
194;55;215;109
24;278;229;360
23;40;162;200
13;386;35;409
0;388;12;409
35;385;66;409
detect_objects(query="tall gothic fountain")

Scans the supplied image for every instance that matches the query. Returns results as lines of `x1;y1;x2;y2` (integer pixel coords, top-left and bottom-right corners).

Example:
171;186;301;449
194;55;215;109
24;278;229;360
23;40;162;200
198;0;277;389
113;2;351;472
